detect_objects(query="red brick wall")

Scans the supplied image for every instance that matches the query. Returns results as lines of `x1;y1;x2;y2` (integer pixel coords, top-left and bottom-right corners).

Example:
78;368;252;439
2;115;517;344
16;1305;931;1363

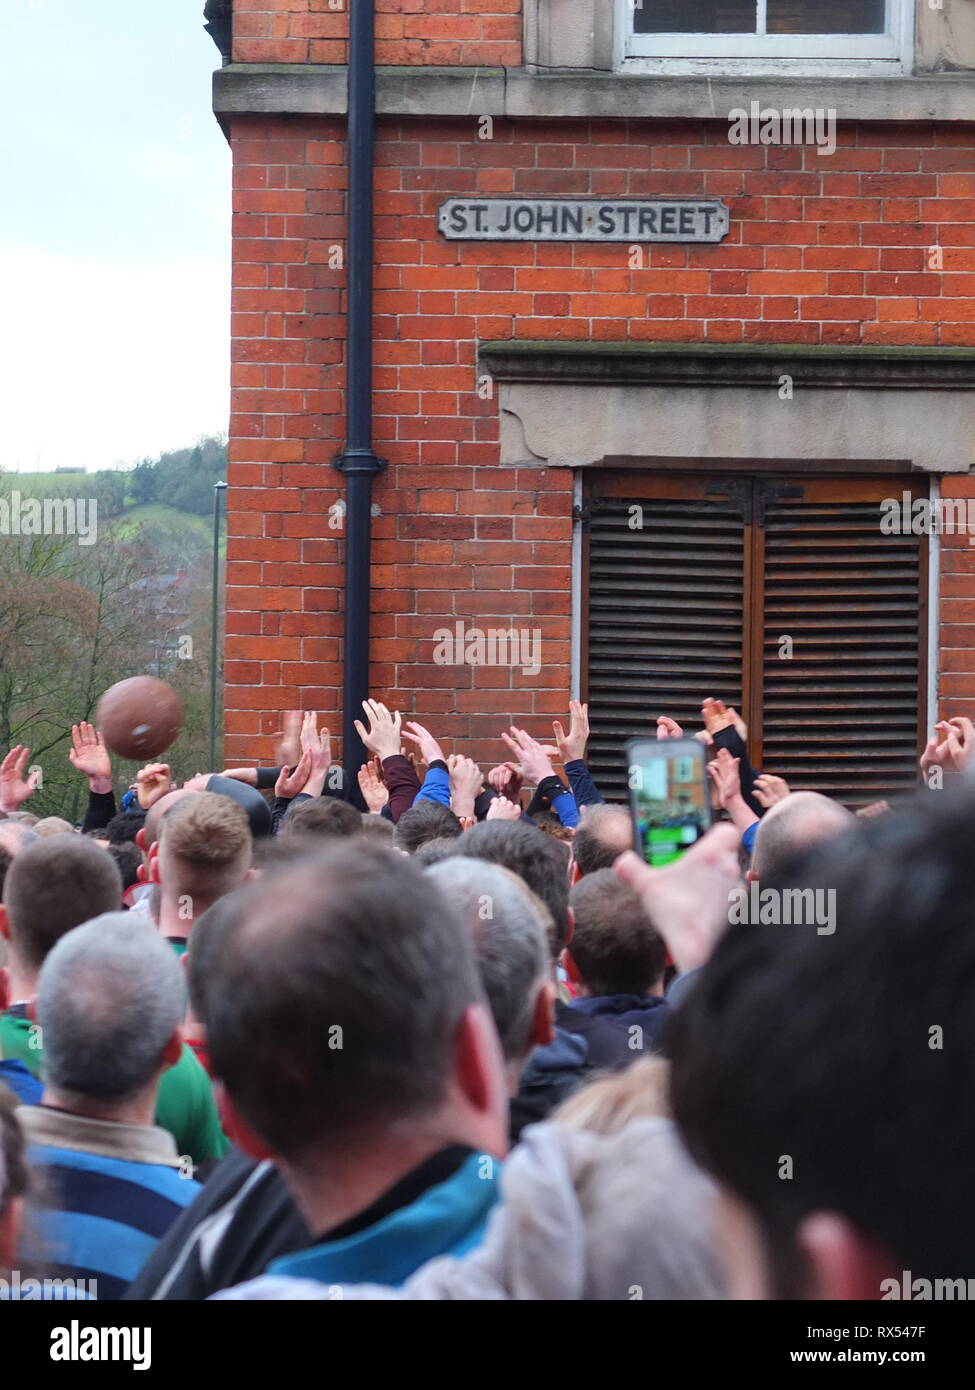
232;0;522;67
225;115;975;765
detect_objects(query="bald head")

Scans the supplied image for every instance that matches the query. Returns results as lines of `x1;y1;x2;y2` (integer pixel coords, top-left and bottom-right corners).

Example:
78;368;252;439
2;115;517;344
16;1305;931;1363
143;787;194;848
751;792;855;882
572;805;633;877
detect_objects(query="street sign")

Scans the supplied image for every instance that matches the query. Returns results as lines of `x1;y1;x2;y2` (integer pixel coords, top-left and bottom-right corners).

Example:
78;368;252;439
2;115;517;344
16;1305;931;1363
438;198;729;242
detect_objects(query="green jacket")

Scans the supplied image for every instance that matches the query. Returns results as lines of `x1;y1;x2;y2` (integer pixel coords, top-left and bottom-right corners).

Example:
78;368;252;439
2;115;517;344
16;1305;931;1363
0;1010;228;1167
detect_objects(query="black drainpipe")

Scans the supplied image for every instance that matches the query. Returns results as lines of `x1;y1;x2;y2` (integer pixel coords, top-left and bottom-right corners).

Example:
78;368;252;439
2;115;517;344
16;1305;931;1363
334;0;386;797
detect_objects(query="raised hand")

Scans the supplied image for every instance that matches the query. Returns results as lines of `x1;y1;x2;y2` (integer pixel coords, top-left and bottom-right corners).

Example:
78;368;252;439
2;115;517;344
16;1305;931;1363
701;697;735;737
552;700;590;764
217;767;259;786
920;721;968;781
274;749;313;800
402;720;447;768
302;730;333;799
68;722;112;791
448;753;484;820
707;747;741;805
358;759;388;814
299;712;328;757
944;717;975;774
486;794;521;822
354;699;403;761
0;747;40;814
501;726;557;787
753;773;791;809
707;748;758;834
656;715;684;741
273;710;303;770
136;763;174;810
487;762;523;804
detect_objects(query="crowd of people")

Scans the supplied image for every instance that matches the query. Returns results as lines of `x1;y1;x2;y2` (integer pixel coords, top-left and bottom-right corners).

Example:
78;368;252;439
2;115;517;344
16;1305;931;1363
0;697;973;1302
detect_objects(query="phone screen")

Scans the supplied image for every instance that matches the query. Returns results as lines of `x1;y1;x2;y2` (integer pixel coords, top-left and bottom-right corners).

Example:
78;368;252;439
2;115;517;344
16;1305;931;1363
626;738;712;867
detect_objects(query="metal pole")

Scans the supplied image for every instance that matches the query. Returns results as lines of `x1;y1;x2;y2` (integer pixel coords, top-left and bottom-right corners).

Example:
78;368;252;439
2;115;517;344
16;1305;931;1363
335;0;386;803
210;480;227;771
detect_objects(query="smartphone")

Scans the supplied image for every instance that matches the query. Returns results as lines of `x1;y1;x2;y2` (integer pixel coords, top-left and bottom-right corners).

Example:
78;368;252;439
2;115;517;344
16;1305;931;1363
625;737;712;867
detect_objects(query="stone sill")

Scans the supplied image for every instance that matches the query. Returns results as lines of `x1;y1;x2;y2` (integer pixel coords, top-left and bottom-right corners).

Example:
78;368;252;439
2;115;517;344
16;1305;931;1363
478;341;975;390
213;65;975;127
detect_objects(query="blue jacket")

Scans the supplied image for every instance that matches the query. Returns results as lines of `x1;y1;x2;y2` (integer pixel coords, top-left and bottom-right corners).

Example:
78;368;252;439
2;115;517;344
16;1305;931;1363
414;762;452;808
564;759;605;809
0;1059;42;1105
568;994;670;1052
266;1151;499;1288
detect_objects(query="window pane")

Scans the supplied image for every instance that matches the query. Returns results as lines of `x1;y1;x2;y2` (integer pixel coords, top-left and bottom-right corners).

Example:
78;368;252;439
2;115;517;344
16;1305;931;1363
633;1;758;35
767;0;886;34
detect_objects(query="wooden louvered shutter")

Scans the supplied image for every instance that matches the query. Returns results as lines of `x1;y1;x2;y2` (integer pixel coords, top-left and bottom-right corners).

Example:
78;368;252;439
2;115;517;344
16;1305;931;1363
583;475;746;800
583;471;927;808
757;477;928;806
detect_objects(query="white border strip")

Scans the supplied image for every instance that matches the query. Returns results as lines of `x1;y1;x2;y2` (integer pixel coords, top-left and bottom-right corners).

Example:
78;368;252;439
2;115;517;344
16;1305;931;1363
928;474;940;733
571;471;583;702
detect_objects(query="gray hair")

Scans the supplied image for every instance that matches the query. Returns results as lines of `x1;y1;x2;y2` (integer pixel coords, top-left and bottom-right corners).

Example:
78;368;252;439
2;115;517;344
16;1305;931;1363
751;791;856;881
37;913;186;1102
426;858;549;1064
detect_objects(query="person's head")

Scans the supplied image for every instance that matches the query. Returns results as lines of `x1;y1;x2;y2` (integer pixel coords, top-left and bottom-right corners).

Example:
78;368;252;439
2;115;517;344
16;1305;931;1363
36;914;184;1114
567;870;666;998
570;805;633;882
32;817;75;838
451;820;572;958
412;835;462;866
426;858;553;1085
669;787;975;1300
282;797;363;841
749;791;854;882
0;836;122;988
154;792;253;919
103;810;146;846
0;821;39;904
393;801;463;854
555;1056;672;1134
531;810;574;846
196;843;508;1207
0;820;39;863
356;814;395;846
203;776;273;839
0;1083;29;1274
108;841;143;893
138;786;195;855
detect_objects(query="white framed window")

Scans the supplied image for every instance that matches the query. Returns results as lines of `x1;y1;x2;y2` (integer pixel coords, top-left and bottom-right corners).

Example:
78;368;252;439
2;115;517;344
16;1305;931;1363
618;0;913;73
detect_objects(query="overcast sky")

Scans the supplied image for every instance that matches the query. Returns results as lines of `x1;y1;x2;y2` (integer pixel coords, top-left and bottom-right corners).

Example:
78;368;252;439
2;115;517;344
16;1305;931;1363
0;0;231;473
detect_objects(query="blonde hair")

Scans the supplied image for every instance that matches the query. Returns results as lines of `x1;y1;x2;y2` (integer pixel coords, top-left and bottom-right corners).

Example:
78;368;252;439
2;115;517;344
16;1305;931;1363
554;1057;671;1135
158;792;251;902
33;817;75;838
